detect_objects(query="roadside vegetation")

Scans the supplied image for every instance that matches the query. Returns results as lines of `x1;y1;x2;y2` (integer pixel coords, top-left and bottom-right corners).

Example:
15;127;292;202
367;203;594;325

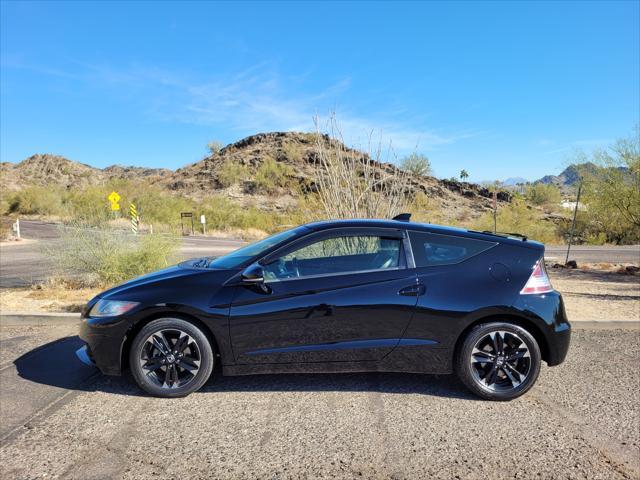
46;223;180;287
577;131;640;244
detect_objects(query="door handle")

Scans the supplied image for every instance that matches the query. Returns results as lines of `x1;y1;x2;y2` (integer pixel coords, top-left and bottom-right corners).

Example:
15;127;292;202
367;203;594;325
398;284;426;297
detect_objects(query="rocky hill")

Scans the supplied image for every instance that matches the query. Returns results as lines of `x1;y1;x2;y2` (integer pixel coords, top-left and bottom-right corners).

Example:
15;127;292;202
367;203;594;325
1;132;511;223
0;154;170;192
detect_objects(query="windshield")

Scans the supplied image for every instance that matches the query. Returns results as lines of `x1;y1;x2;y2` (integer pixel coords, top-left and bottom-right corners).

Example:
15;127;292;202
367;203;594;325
207;226;306;269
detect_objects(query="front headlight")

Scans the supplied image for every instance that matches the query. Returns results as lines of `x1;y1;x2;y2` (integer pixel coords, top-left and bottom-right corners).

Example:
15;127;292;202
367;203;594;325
89;299;140;318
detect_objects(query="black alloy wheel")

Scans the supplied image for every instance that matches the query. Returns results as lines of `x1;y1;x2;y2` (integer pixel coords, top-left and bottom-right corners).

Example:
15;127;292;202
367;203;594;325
456;322;541;401
129;318;214;397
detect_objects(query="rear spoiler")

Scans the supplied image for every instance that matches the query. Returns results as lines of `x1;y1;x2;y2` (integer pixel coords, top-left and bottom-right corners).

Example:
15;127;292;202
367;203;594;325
471;230;528;242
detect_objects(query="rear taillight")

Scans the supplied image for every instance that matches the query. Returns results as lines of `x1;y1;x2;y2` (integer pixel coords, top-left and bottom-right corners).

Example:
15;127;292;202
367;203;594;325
520;260;553;294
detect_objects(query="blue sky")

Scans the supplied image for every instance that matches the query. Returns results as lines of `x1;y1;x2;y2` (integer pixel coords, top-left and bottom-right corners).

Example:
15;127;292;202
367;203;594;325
1;1;638;182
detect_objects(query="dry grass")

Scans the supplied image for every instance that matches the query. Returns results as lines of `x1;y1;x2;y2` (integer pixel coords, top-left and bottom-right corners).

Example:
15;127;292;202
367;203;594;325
0;281;102;313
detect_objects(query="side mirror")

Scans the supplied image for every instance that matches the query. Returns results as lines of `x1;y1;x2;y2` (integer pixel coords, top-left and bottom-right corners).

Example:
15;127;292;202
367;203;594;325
241;264;264;284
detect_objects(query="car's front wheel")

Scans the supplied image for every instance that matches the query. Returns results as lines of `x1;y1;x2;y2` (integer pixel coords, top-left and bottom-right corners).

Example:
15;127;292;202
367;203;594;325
455;322;541;401
129;318;214;397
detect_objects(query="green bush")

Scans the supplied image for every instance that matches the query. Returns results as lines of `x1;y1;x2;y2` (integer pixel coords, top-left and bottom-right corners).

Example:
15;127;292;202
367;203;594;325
48;225;181;287
217;161;249;188
473;200;561;244
524;183;561;206
281;142;303;163
8;186;66;216
254;158;293;194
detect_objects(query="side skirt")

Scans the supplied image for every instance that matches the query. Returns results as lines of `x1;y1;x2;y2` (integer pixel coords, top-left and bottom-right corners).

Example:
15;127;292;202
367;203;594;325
222;346;453;376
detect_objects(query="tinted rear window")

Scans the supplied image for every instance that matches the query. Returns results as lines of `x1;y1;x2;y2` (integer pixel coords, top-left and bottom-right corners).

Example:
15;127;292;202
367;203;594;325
409;231;497;267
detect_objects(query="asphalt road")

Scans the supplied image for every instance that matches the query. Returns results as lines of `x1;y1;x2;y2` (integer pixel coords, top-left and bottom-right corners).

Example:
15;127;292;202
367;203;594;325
0;324;638;479
0;220;244;288
1;220;639;289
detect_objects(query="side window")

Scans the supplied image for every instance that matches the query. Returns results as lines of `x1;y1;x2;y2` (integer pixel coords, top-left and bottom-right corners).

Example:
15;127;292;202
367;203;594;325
263;235;404;281
409;231;496;267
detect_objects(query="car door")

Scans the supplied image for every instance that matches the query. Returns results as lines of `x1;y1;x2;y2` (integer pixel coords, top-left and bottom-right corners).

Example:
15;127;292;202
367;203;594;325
228;227;420;364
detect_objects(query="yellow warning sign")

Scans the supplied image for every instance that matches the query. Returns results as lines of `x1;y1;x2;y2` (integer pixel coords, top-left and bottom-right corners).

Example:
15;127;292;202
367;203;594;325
108;191;121;211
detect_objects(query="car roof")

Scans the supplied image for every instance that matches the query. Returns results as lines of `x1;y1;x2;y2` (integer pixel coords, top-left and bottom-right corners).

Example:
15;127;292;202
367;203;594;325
302;219;544;250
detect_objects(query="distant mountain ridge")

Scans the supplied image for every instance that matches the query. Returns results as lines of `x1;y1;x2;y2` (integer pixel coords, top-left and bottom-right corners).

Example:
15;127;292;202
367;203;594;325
536;163;599;187
0;153;171;192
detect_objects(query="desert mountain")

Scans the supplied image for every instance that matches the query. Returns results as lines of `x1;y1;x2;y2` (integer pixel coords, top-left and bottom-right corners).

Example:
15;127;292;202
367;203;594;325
0;154;170;192
1;132;511;222
536;163;599;188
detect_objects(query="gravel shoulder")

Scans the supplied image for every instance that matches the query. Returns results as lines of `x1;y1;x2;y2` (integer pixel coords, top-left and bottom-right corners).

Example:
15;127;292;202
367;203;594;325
0;326;638;479
549;269;640;321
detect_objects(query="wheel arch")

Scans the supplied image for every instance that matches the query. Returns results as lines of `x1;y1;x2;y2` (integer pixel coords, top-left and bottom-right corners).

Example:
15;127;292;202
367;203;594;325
454;313;550;364
120;311;223;373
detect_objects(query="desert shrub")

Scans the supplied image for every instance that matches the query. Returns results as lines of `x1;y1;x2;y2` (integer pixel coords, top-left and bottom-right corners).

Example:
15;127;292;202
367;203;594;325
8;186;66;216
200;195;285;233
473;200;560;244
254;157;293;194
48;225;180;287
400;153;432;177
217;160;249;188
525;183;561;206
281;142;304;163
407;191;444;224
207;140;224;155
0;219;11;240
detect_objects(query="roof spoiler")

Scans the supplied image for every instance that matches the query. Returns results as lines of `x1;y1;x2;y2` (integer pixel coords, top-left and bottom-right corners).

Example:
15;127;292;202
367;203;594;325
392;213;411;222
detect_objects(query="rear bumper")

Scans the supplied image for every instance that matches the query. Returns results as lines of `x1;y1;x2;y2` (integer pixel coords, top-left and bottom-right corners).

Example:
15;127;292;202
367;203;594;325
546;321;571;366
515;290;571;367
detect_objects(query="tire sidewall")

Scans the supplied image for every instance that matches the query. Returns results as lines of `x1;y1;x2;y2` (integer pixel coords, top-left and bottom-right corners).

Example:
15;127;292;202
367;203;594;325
456;322;541;401
129;318;214;398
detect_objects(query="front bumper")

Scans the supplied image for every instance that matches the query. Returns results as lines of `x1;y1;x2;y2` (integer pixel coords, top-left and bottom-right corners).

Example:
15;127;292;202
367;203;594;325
78;315;131;375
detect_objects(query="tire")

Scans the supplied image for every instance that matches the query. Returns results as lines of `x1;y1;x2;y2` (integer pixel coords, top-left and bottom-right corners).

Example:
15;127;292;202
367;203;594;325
129;318;214;398
455;322;541;401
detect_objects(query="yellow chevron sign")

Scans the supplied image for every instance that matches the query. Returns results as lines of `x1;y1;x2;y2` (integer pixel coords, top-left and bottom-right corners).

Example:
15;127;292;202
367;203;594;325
129;203;139;234
108;191;121;211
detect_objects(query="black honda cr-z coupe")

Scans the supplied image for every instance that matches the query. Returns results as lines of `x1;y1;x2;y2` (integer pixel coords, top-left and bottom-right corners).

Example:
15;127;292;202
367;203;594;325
77;216;570;400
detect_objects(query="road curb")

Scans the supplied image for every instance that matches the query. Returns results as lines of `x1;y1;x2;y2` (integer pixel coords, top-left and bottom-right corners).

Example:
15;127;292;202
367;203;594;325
1;312;638;329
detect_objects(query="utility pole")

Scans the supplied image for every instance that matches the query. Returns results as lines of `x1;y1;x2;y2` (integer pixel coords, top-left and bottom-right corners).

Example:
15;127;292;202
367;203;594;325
565;182;582;265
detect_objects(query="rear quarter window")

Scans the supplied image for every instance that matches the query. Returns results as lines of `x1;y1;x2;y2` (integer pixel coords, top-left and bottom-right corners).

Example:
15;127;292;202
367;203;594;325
409;231;497;267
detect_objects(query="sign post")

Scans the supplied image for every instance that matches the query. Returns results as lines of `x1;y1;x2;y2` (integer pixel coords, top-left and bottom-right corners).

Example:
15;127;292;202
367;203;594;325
200;214;206;235
492;191;497;234
181;212;194;236
565;182;582;265
12;218;20;239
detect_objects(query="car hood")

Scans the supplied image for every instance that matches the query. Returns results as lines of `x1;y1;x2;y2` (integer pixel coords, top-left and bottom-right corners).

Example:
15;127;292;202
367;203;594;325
98;259;238;299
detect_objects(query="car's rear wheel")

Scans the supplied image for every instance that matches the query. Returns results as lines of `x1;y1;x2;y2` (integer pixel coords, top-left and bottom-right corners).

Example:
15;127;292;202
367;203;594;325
129;318;214;397
455;322;541;401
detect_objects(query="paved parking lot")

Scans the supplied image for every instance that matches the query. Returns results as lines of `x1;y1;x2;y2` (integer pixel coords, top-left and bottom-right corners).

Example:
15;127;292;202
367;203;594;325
0;324;639;479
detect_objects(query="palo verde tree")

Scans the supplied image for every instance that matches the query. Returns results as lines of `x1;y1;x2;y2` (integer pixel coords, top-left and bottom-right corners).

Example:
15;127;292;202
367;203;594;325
400;153;432;177
578;129;640;243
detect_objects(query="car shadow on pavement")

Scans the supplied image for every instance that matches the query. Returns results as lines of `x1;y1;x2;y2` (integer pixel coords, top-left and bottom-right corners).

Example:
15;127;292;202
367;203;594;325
14;336;477;401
